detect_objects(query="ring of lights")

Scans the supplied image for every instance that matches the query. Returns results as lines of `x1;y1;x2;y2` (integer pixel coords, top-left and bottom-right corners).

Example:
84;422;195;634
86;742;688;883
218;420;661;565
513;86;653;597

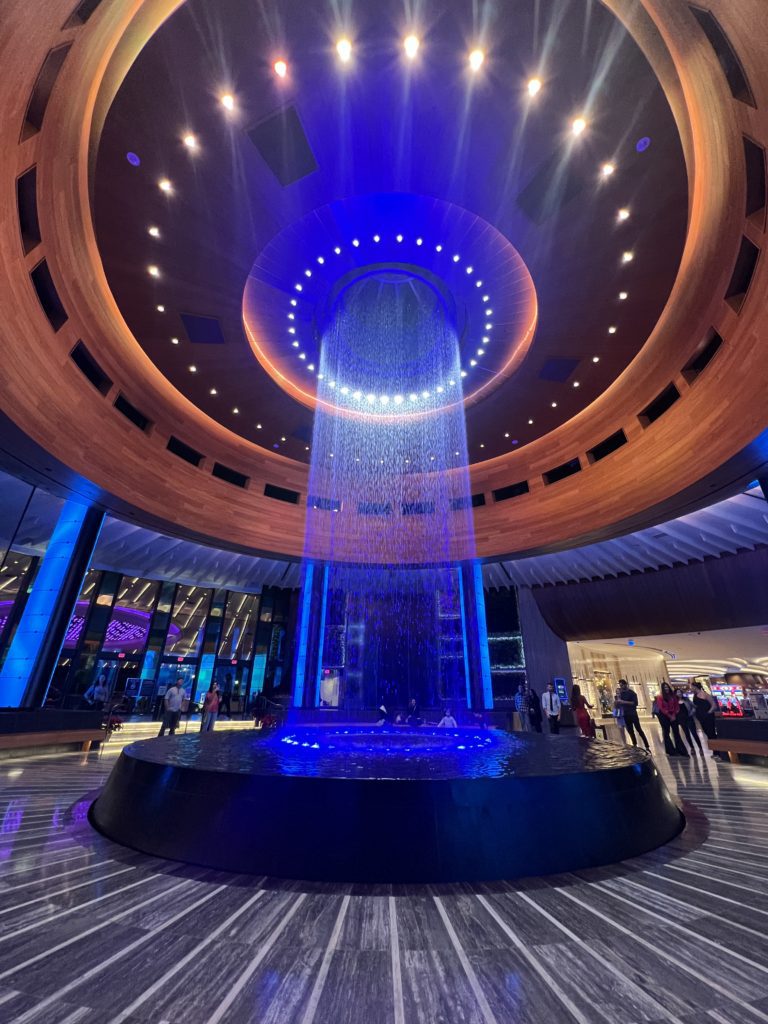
0;0;767;562
242;192;538;418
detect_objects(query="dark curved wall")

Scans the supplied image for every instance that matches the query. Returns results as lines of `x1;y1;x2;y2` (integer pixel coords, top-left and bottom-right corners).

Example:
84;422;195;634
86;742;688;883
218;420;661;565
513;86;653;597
531;546;768;640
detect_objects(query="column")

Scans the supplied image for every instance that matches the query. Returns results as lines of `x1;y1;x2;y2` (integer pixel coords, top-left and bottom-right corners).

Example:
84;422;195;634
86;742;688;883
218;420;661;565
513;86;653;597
0;499;104;707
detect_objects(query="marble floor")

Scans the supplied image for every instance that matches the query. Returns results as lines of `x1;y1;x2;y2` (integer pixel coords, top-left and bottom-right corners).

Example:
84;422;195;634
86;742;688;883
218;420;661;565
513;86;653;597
0;735;767;1024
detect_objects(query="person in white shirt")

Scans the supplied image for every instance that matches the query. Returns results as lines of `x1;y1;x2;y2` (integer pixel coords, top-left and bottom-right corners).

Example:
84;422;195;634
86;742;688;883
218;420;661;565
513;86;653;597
437;708;458;728
158;678;186;737
541;683;562;734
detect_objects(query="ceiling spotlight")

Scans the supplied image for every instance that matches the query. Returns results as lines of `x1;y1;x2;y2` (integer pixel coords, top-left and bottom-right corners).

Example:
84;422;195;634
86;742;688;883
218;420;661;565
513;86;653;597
460;370;468;378
601;162;615;178
504;432;510;438
290;299;297;306
209;387;217;395
396;234;403;242
280;436;287;442
477;349;484;356
479;444;485;450
256;423;262;429
619;291;628;300
622;250;634;263
608;326;617;334
334;246;341;254
592;356;600;363
336;38;352;63
469;49;485;72
416;238;423;246
189;365;197;373
158;179;172;193
233;407;239;414
482;336;489;344
156;305;165;313
470;359;477;367
295;283;303;291
148;226;160;238
352;238;360;247
551;401;557;408
466;266;473;274
292;341;299;348
528;418;534;425
452;254;460;262
183;133;198;150
572;117;587;136
475;280;483;287
299;352;306;360
403;35;420;60
287;313;295;320
373;234;381;243
220;94;235;111
273;59;288;78
304;269;312;277
617;208;630;222
147;265;160;278
573;381;580;388
435;244;443;252
527;77;542;97
171;337;179;345
317;256;325;264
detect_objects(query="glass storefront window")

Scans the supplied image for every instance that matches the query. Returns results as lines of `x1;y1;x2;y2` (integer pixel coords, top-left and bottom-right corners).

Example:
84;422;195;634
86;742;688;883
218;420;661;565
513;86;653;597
218;592;260;662
163;585;212;659
104;577;160;656
0;554;36;647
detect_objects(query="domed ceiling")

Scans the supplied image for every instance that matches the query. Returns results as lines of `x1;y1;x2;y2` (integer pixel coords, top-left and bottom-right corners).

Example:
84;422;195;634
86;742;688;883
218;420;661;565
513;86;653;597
93;0;687;464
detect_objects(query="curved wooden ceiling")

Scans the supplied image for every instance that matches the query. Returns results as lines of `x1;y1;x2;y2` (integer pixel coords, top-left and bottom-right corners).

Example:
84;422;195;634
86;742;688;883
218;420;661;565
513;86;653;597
0;0;767;564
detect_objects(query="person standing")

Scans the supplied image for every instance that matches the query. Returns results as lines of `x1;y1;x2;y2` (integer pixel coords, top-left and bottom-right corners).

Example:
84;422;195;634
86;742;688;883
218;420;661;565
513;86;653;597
691;681;721;759
158;678;186;737
200;681;220;733
655;682;689;757
571;684;595;738
528;688;543;733
437;708;458;728
514;683;530;731
84;674;109;713
541;683;561;734
615;679;650;751
677;688;703;755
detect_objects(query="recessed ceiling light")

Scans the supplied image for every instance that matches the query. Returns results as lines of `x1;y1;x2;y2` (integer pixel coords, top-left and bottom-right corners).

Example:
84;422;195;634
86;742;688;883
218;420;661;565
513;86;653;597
452;254;460;262
477;349;484;356
171;337;179;345
352;238;360;247
469;49;485;72
573;381;580;388
619;291;628;300
476;280;483;287
527;77;542;97
572;117;587;136
435;244;443;252
373;234;381;243
156;305;165;313
189;365;197;373
148;226;160;238
601;162;615;178
281;436;286;442
220;93;235;111
299;352;306;360
334;246;341;254
416;238;423;246
608;326;617;334
403;35;420;60
308;364;315;371
617;208;630;222
622;250;634;263
158;179;172;193
460;370;468;378
482;336;489;344
317;256;325;264
485;308;493;315
292;341;299;348
209;387;217;395
396;234;403;242
528;418;534;425
479;444;485;449
287;313;295;320
295;283;303;291
592;356;600;363
504;432;510;438
551;401;557;408
305;445;310;451
183;133;198;150
274;59;288;78
470;359;477;366
290;299;297;307
336;38;352;63
256;423;262;429
304;269;312;277
148;265;160;277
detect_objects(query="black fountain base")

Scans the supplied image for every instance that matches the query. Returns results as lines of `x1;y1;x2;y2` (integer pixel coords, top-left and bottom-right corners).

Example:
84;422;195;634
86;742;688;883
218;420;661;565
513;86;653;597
91;726;684;883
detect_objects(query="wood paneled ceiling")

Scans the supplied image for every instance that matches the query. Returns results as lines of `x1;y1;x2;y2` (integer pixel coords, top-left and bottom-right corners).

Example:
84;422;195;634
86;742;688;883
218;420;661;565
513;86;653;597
92;0;687;464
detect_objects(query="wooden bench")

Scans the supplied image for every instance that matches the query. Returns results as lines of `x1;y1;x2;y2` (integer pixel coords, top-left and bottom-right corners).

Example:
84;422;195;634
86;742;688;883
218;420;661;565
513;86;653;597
708;737;768;763
0;728;107;757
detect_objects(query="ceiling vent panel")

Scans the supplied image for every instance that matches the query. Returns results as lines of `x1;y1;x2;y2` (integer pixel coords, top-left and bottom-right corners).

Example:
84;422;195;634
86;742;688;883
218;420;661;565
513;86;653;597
538;358;579;383
180;313;225;345
246;106;318;186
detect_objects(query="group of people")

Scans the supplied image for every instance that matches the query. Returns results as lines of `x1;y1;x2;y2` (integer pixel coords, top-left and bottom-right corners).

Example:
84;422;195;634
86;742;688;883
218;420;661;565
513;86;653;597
376;698;459;728
512;676;720;758
157;675;240;737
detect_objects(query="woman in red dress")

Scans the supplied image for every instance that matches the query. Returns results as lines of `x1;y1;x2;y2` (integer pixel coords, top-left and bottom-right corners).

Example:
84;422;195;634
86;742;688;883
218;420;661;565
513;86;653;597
571;684;596;738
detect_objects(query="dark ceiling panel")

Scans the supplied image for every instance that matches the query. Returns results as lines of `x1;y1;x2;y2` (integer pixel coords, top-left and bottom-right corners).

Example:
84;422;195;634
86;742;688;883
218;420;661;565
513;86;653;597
538;358;580;383
246;106;318;186
180;312;225;344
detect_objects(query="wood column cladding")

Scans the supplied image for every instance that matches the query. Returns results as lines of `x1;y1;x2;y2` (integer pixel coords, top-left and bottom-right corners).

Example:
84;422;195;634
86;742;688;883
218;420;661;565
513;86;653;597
0;0;766;562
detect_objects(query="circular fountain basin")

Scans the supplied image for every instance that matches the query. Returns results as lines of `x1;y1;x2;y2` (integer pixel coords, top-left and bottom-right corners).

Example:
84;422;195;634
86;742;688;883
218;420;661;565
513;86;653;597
91;726;684;882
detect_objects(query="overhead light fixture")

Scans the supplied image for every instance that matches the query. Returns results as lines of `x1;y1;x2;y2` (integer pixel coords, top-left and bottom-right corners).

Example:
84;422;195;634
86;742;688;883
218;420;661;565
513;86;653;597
573;381;580;388
147;265;160;278
156;305;165;313
403;35;420;60
617;208;630;222
469;49;485;72
601;162;615;178
148;226;160;238
233;407;239;414
608;326;617;334
158;179;172;193
220;94;235;111
527;77;542;97
528;418;534;425
551;401;557;408
273;59;288;78
622;250;634;263
183;133;198;150
336;38;352;63
209;387;217;395
572;117;587;136
189;365;197;373
256;423;262;429
619;291;628;300
592;356;600;363
171;337;179;345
